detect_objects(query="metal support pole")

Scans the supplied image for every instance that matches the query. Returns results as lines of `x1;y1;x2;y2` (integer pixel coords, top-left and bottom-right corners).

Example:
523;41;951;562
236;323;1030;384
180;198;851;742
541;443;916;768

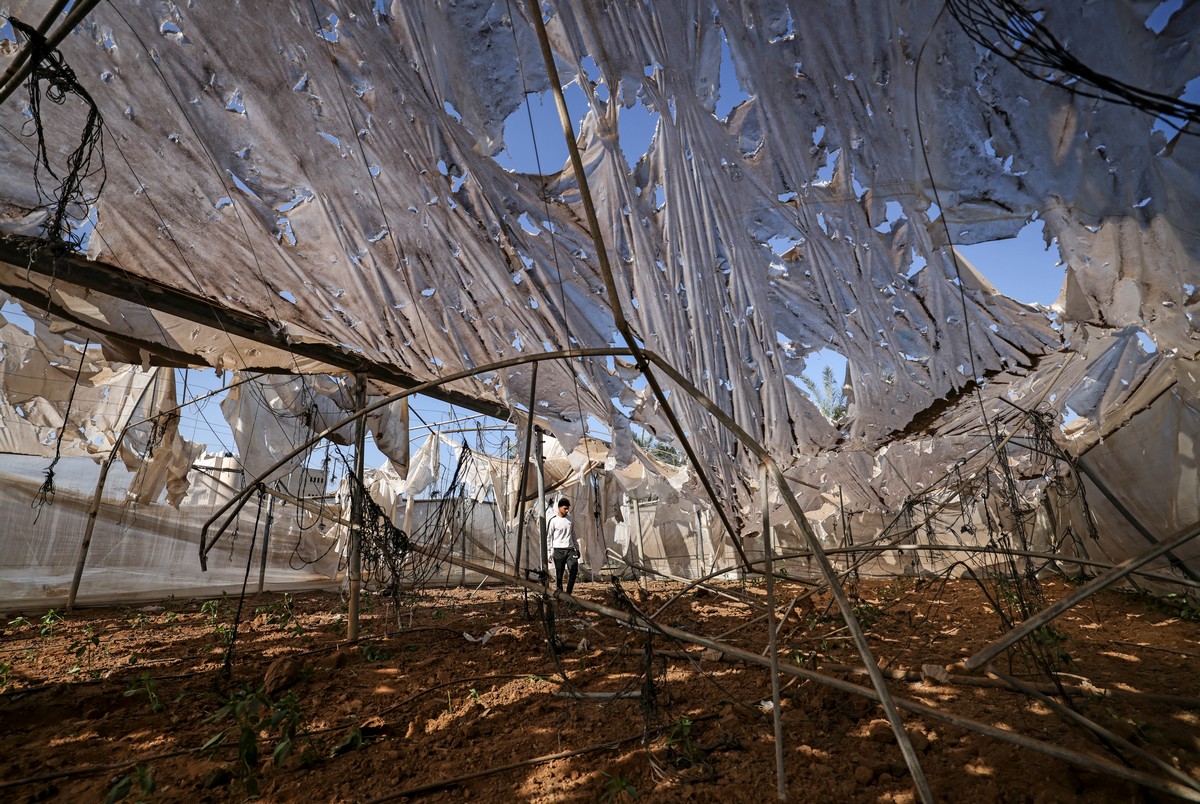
535;429;548;583
762;465;787;800
965;521;1200;670
68;450;117;610
347;375;367;642
632;497;645;588
257;494;275;594
68;368;161;610
513;363;539;578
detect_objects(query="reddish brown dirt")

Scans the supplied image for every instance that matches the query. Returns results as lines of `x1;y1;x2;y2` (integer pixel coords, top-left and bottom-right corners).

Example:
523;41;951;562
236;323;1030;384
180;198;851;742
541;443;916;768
1;578;1199;803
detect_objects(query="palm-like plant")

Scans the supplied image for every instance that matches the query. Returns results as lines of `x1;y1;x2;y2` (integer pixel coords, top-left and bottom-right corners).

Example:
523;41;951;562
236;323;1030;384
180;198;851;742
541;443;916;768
799;365;848;426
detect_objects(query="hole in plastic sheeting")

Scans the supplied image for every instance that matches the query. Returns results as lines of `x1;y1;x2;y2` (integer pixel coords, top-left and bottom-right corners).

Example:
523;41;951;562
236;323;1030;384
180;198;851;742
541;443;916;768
420;288;435;298
1133;196;1152;208
443;101;462;123
1153;76;1200;139
214;197;233;209
234;146;250;159
279;290;297;304
812;126;825;146
1145;0;1183;33
316;13;340;43
1060;405;1080;430
494;85;589;174
715;33;751;120
228;172;262;201
579;55;609;102
875;201;905;233
318;131;341;147
367;227;389;243
954;219;1061;305
276;190;313;213
906;252;927;280
1136;331;1158;354
814;148;840;185
225;89;245;114
927;202;941;221
293;73;310;93
618;104;658;169
274;218;296;246
369;164;382;178
768;235;801;259
451;172;468;192
0;18;16;43
768;7;795;42
775;331;798;359
159;21;188;43
517;213;541;235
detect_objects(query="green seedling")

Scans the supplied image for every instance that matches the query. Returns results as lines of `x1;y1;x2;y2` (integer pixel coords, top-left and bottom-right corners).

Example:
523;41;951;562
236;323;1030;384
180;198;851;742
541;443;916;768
105;765;155;803
124;671;164;713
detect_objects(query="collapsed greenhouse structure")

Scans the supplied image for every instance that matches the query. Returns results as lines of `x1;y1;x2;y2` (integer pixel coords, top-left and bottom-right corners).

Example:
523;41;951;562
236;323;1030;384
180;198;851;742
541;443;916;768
0;0;1198;801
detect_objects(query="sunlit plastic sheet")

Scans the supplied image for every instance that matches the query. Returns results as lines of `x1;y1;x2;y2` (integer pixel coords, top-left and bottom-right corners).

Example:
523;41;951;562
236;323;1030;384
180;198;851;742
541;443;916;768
0;457;341;610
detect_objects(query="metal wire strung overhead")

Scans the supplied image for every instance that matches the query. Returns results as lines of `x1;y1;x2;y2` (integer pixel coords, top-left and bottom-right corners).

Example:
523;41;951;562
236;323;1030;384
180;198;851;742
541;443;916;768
8;17;106;246
945;0;1200;134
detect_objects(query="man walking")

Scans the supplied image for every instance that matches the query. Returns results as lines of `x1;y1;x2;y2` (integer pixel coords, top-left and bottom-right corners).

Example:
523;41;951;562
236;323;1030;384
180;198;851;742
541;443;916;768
547;498;579;594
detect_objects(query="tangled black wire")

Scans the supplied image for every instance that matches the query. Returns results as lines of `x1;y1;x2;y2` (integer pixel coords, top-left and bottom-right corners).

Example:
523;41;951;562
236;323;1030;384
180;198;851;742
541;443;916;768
9;17;106;247
346;470;412;596
32;338;90;515
946;0;1200;135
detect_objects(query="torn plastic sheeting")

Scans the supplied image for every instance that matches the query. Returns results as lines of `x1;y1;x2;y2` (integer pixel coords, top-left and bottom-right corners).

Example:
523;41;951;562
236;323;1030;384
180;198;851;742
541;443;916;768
0;0;1196;527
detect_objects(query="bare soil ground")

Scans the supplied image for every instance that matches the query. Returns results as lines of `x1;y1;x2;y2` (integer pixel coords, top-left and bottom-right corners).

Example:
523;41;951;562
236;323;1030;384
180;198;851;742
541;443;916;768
2;577;1199;803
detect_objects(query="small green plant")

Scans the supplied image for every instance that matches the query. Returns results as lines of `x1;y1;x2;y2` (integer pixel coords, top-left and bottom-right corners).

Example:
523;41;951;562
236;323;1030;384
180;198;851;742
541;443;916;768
124;614;150;633
8;615;31;630
331;727;364;756
362;643;392;663
600;772;640;802
204;685;310;796
467;687;481;703
68;626;104;676
665;716;704;769
851;598;882;631
255;593;303;636
124;671;164;713
200;596;227;622
39;609;64;638
105;765;155;803
202;597;235;647
0;660;11;692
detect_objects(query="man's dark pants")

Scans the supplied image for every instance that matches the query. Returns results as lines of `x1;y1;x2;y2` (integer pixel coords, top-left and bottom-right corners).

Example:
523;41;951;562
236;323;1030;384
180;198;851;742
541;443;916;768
553;547;578;593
